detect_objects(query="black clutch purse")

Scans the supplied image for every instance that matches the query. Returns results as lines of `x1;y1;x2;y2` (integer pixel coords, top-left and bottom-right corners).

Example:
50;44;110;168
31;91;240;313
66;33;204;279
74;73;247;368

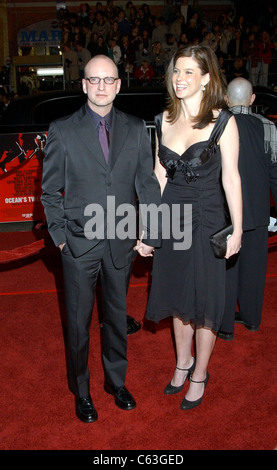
209;224;233;259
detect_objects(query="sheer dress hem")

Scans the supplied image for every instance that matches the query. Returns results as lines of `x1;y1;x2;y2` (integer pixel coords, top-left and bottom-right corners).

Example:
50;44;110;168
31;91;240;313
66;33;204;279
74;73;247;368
146;309;221;332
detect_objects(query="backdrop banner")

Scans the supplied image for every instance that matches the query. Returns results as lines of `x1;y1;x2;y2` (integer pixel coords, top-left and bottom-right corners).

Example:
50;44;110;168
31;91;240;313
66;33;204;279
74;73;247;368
0;132;47;223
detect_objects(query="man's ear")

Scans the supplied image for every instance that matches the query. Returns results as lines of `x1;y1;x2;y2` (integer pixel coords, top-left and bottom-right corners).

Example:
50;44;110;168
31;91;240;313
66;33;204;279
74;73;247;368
250;93;256;105
82;78;88;95
115;78;121;95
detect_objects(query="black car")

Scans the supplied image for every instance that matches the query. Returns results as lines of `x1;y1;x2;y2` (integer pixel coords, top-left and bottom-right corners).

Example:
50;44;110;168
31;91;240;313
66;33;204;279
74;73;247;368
0;87;167;130
1;85;276;130
0;85;275;229
252;86;277;124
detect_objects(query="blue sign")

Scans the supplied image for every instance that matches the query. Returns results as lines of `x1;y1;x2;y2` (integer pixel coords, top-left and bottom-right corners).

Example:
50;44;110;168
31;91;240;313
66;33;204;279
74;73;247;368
17;20;62;47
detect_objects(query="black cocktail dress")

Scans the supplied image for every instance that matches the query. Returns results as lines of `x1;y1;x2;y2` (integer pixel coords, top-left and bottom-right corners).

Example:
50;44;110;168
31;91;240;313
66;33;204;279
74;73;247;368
146;109;232;332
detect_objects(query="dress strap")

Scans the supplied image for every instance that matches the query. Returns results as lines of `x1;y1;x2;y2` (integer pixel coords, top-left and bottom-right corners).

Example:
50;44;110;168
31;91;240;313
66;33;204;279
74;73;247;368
199;109;233;164
209;109;233;146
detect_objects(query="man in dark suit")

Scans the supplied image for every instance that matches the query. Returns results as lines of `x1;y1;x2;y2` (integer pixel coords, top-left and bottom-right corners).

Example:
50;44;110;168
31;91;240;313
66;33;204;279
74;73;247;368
218;78;277;340
227;30;244;59
41;55;161;422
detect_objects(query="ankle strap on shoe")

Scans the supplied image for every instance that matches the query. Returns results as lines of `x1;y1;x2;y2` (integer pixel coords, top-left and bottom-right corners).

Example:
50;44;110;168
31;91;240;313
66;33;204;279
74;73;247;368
176;357;195;372
189;376;205;383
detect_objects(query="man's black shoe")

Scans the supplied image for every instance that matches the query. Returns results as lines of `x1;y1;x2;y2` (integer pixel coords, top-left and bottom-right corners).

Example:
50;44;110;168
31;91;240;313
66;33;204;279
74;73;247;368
100;315;141;335
217;330;234;340
104;383;136;410
127;315;141;335
235;312;259;331
75;395;98;423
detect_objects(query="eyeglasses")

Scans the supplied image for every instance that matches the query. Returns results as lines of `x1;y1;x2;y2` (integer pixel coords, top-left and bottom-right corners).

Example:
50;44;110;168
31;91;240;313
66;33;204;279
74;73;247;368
85;77;119;85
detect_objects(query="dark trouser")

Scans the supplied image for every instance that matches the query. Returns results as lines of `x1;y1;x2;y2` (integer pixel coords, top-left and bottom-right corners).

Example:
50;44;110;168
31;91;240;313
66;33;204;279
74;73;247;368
221;226;268;333
61;240;132;398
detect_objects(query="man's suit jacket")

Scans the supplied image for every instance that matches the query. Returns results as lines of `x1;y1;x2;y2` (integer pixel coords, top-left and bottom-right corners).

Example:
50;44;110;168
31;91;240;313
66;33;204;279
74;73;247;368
41;105;162;268
233;113;277;231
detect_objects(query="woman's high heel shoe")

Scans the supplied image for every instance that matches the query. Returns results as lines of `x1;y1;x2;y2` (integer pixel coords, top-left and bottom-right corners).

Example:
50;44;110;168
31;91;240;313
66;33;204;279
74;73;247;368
180;372;209;410
164;357;196;395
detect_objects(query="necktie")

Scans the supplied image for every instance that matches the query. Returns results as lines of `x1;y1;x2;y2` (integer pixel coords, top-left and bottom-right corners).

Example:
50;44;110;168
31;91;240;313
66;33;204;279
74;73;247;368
98;118;109;163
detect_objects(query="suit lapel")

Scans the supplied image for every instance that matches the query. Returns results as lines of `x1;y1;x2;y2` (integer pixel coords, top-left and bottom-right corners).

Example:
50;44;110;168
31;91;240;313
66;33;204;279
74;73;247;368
108;108;130;173
71;106;131;172
72;105;107;170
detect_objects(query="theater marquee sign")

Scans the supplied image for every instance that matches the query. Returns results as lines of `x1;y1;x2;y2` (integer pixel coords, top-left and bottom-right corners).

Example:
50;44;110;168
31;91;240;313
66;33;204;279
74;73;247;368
17;19;62;48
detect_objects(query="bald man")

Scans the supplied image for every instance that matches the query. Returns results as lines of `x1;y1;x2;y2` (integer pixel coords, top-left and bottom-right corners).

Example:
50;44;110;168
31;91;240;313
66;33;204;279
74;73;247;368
42;55;162;422
218;78;277;340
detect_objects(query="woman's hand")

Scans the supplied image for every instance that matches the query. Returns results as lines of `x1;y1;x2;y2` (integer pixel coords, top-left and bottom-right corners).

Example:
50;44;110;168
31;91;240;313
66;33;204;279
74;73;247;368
225;232;242;259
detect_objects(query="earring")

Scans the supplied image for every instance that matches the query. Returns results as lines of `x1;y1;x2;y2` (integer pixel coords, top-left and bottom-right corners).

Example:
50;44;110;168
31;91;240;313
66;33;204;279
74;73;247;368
202;83;206;91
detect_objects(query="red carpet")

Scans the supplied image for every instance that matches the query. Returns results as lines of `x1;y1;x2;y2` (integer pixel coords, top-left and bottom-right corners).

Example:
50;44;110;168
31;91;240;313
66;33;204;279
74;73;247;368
0;230;276;451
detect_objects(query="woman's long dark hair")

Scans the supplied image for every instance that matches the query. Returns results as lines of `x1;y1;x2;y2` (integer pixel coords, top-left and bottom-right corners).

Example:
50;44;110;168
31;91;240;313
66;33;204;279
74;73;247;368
165;45;228;128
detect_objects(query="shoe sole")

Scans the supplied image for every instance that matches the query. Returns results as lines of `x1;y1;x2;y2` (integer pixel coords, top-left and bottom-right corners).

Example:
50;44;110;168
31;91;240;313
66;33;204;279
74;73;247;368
244;324;259;331
104;386;136;410
217;332;234;341
75;410;98;423
115;400;136;410
235;316;259;331
236;321;260;331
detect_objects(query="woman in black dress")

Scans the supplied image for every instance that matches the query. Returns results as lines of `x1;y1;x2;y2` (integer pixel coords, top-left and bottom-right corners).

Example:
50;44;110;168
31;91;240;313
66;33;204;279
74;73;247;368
145;45;242;410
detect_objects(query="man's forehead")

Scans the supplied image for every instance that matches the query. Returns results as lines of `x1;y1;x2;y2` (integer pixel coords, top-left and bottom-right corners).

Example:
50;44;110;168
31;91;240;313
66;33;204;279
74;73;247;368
87;59;117;76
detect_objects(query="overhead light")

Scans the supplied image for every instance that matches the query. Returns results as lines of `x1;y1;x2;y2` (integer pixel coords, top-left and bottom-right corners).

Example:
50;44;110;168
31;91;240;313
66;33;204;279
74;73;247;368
36;67;64;76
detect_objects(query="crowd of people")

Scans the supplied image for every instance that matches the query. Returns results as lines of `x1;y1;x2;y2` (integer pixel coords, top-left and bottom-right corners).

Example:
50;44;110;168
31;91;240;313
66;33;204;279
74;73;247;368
58;1;277;89
1;1;277;96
